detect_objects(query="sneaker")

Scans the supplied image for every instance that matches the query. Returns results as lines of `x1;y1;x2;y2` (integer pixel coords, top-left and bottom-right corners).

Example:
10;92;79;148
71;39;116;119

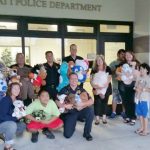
121;112;126;119
31;132;39;143
110;112;116;118
42;129;55;139
83;134;93;141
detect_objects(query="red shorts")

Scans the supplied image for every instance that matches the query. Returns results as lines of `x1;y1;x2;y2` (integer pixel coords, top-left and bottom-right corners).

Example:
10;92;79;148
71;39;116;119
27;118;63;130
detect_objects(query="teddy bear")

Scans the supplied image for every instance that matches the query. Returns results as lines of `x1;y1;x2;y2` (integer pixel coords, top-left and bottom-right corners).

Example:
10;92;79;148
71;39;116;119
8;68;22;85
12;100;26;118
121;63;134;84
57;92;89;113
57;62;69;92
58;93;79;113
92;71;109;98
29;64;47;93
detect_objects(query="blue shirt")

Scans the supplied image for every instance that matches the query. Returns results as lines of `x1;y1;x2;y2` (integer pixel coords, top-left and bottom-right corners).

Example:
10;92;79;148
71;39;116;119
0;96;17;123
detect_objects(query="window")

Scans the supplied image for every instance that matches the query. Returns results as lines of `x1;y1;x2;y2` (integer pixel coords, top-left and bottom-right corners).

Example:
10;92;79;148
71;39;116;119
67;26;94;33
25;38;61;66
64;39;96;59
28;23;58;31
0;37;25;66
0;22;17;30
100;24;130;33
104;42;125;65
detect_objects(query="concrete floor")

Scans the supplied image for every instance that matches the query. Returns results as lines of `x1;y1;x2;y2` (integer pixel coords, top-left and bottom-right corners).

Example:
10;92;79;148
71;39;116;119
0;117;150;150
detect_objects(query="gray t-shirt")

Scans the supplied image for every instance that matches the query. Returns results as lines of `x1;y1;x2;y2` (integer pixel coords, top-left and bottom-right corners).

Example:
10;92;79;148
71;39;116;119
135;76;150;102
109;60;121;89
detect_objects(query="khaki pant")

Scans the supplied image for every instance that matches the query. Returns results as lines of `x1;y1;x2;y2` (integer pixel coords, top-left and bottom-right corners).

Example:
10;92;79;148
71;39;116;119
20;79;35;100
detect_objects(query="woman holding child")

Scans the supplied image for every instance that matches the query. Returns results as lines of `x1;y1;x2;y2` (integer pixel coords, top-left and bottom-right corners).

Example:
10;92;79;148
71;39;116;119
117;50;140;125
90;55;112;125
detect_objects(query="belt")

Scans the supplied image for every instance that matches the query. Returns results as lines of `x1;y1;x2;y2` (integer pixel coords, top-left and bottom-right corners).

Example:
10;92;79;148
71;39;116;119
47;84;56;88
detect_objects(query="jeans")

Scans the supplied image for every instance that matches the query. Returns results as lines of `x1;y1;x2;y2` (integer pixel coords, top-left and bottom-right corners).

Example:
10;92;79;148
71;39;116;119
0;121;26;145
60;107;94;138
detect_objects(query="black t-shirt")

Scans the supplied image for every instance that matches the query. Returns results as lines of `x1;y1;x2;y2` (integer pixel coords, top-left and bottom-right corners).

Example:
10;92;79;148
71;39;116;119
62;55;83;63
58;85;91;101
43;62;60;86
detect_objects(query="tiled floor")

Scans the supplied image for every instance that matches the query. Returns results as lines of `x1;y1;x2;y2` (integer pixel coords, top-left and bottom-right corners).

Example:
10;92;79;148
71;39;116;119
0;117;150;150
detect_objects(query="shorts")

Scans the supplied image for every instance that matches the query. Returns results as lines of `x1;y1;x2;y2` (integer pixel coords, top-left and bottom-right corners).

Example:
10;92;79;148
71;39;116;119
27;118;63;130
136;101;149;118
112;89;122;103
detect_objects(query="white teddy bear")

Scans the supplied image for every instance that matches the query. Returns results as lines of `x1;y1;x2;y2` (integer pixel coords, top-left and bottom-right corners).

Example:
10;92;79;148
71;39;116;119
12;100;26;118
92;71;109;96
57;94;67;113
121;63;134;84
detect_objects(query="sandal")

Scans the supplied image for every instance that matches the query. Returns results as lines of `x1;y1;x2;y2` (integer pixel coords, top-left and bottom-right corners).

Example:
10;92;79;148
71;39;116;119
102;119;107;124
123;118;130;123
4;146;16;150
134;129;143;134
130;120;136;126
95;120;100;125
139;131;150;136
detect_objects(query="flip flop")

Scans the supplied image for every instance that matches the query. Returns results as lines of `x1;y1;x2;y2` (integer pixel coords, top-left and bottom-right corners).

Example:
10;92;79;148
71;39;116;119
134;129;143;134
139;131;150;136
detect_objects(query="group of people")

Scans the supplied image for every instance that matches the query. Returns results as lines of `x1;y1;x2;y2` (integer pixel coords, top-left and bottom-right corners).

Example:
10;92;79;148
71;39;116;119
0;43;150;150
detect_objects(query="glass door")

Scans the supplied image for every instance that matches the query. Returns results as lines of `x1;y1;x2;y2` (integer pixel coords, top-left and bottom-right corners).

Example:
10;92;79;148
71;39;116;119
99;35;132;105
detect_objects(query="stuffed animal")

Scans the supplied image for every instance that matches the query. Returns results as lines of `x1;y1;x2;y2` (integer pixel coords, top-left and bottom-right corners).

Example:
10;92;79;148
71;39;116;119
57;62;69;92
7;68;22;86
12;100;26;118
32;110;46;121
0;71;7;100
71;59;89;83
75;59;89;71
29;64;47;93
0;62;8;100
68;61;75;75
92;71;109;97
121;63;134;84
72;66;87;83
134;79;146;104
80;91;89;102
57;92;89;113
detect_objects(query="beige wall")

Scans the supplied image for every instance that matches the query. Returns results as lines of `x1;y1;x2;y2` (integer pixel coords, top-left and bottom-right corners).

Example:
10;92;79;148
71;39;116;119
0;0;135;21
134;0;150;64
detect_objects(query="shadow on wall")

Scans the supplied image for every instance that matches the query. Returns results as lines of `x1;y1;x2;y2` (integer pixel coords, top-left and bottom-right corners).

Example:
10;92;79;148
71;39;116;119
134;35;150;64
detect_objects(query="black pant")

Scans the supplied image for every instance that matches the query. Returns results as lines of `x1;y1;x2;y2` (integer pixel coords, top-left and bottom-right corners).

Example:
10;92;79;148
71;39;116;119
60;107;94;138
42;85;58;101
118;81;136;120
23;98;32;106
94;92;110;116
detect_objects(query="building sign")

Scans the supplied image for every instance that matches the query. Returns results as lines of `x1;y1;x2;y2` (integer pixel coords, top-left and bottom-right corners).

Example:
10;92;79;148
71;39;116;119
0;0;102;12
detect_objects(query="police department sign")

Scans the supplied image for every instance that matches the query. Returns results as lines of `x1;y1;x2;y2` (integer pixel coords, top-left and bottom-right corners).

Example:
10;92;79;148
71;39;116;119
0;0;102;12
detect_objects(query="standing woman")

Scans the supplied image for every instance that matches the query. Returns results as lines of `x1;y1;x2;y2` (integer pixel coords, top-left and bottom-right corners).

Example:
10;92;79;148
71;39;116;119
117;50;140;125
0;82;26;150
90;55;112;125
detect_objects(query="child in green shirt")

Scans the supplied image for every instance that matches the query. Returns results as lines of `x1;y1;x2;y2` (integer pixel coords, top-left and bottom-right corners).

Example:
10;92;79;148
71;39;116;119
26;90;63;143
